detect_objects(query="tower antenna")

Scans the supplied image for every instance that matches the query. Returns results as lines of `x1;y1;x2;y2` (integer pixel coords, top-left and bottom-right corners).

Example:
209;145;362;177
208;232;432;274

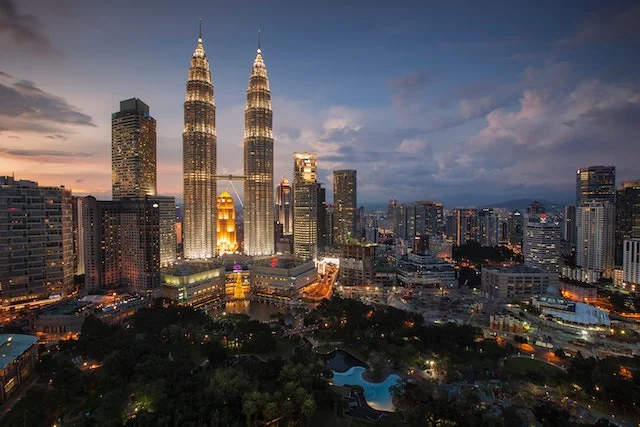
257;29;261;53
199;18;202;40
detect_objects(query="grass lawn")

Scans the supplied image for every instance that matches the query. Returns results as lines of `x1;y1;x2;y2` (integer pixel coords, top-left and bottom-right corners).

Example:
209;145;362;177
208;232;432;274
503;357;566;384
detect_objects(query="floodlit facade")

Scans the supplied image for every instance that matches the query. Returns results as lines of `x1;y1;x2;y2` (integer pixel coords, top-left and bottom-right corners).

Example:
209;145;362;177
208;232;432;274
276;177;293;235
0;177;74;304
216;191;238;254
523;203;561;273
244;38;274;256
333;170;357;244
183;29;217;259
111;98;157;199
293;153;319;261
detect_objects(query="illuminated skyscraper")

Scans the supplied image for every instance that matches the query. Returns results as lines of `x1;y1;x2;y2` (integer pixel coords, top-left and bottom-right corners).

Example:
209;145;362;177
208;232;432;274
576;166;615;206
333;170;357;244
293;153;318;260
217;191;238;254
276;177;293;235
577;201;615;275
523;203;561;273
243;33;274;255
111;98;157;199
183;24;217;259
615;180;640;265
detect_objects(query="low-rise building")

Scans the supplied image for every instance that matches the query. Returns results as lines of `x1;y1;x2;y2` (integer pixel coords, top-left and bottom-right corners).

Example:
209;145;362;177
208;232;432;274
397;251;456;288
339;243;376;286
532;287;610;326
0;334;38;402
558;280;598;304
481;264;555;301
251;257;317;298
161;261;225;307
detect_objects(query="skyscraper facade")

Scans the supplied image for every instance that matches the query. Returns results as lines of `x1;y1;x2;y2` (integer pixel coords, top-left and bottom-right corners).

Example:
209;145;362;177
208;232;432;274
111;98;157;200
333;170;357;244
244;40;274;256
522;203;561;273
293;153;319;261
576;166;616;206
217;191;238;254
615;180;640;265
563;204;576;246
622;238;640;290
478;208;500;247
276;178;293;236
183;30;217;259
0;177;74;304
576;201;615;275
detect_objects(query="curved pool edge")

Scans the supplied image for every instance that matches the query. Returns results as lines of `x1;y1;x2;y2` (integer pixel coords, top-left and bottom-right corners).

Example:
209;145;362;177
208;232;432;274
331;366;402;412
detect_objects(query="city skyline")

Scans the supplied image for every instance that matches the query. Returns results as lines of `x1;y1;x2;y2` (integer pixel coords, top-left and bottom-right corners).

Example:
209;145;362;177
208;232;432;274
1;0;639;205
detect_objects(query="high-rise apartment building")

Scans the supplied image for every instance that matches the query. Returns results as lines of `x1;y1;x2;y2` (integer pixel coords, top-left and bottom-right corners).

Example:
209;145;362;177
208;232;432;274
0;177;74;304
576;166;615;206
317;185;328;250
81;195;169;294
293;153;319;261
183;29;217;259
112;98;157;200
478;208;500;247
244;38;274;256
522;203;561;273
508;210;523;245
576;201;615;275
276;178;293;235
445;208;479;246
615;180;640;265
333;170;357;244
622;238;640;290
216;192;238;254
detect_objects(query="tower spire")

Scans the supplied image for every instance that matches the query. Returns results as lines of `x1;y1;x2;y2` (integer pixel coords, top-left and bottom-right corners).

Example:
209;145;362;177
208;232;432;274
257;29;261;53
199;18;202;41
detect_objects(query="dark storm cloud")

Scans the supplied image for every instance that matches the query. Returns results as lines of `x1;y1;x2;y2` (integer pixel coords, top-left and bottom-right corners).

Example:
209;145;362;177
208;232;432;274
389;69;436;110
0;0;53;52
0;78;95;130
557;4;640;47
0;70;12;78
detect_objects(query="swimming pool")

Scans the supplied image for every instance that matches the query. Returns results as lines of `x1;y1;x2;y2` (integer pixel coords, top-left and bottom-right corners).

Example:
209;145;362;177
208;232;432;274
331;366;401;412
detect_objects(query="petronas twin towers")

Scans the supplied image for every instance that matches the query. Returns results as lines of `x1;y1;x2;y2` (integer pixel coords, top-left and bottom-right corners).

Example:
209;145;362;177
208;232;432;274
183;26;274;259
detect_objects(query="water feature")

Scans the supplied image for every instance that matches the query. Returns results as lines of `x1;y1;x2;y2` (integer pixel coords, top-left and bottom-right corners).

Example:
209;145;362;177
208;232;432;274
326;349;366;372
210;300;291;323
332;366;401;412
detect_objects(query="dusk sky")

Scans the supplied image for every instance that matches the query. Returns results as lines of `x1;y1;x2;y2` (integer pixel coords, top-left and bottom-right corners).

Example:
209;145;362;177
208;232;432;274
1;0;639;206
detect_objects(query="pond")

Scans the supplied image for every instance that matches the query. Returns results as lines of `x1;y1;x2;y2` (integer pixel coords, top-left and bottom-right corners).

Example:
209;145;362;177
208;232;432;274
332;366;401;412
210;301;293;323
325;349;366;372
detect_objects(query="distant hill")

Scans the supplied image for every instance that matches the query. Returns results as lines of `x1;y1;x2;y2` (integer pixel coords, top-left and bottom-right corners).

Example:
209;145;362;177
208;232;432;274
481;198;565;211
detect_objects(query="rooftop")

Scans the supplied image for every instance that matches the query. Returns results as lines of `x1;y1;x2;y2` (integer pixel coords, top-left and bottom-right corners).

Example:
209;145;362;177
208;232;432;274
162;260;223;276
0;334;38;370
488;264;552;275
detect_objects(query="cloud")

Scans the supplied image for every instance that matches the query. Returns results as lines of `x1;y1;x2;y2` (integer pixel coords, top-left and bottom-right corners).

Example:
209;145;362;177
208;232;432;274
0;77;96;132
389;70;435;110
0;70;12;78
0;147;95;158
556;5;640;48
0;0;53;52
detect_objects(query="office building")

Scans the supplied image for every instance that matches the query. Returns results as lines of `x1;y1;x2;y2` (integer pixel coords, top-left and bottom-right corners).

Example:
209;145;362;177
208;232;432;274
216;192;238;254
276;177;293;235
576;166;615;206
251;257;317;298
522;202;561;273
615;180;640;265
333;170;357;244
417;201;444;236
508;210;523;245
622;238;640;291
244;37;274;256
293;153;319;261
397;251;456;288
112;98;157;200
576;201;615;276
317;185;328;250
0;177;74;304
161;262;225;307
183;27;217;259
481;265;555;300
0;334;38;402
72;197;85;276
563;205;576;246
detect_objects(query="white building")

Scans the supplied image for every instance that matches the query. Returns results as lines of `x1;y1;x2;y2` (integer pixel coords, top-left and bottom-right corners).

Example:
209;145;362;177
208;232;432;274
576;202;615;276
623;238;640;292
